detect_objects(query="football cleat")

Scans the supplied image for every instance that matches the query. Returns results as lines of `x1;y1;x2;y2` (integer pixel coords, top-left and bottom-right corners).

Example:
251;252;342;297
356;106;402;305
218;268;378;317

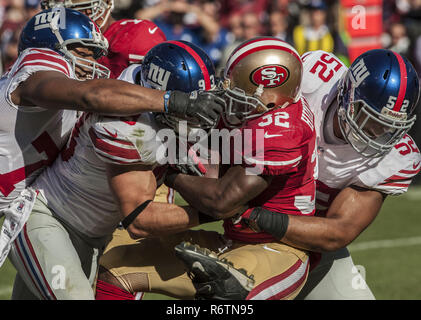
174;241;255;300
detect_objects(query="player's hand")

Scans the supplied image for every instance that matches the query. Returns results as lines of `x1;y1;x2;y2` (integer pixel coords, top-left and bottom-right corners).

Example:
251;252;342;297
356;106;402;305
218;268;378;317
167;90;225;128
237;207;262;232
174;145;207;176
239;207;289;240
166;137;207;177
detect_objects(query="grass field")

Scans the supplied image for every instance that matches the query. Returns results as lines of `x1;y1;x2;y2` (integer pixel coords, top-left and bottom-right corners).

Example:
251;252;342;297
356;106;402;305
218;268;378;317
1;187;421;300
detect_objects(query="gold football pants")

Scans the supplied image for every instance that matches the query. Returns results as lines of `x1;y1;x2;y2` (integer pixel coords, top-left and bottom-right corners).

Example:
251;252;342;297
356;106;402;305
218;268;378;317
99;228;309;300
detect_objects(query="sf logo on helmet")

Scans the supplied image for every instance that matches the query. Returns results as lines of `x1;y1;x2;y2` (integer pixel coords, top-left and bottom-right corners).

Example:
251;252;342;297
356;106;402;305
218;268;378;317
250;65;289;88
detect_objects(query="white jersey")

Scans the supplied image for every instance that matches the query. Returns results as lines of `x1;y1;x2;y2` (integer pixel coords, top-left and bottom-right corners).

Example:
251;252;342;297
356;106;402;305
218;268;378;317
0;48;77;210
301;51;421;215
34;64;167;237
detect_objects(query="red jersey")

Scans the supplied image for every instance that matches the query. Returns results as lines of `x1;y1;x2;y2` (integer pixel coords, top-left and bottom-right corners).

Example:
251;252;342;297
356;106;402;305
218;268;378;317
223;98;317;243
98;19;166;79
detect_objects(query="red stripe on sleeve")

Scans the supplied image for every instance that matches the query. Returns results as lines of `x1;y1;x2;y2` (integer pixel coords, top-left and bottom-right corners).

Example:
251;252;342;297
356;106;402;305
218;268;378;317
88;128;141;161
15;52;70;76
13;61;70;77
379;182;410;188
383;174;412;182
399;168;421;175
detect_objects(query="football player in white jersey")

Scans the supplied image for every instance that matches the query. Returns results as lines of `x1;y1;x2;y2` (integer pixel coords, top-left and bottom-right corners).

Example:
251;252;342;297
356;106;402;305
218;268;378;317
0;8;224;267
240;49;420;299
8;40;218;300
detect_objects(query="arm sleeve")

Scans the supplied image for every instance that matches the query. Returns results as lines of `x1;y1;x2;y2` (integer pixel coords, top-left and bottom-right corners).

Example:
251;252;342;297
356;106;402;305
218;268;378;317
6;48;73;110
354;138;421;195
89;114;159;165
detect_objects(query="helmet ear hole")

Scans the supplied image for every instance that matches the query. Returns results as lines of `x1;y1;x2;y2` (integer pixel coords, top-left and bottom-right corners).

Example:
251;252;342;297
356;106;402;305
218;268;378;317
266;103;275;109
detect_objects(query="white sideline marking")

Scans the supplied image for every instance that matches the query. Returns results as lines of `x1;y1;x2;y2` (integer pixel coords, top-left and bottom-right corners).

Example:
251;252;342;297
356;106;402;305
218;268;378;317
348;236;421;252
0;286;12;296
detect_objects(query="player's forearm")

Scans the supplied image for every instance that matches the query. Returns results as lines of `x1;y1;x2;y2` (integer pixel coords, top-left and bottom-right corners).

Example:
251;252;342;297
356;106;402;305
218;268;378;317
168;174;224;217
284;187;384;252
17;72;166;115
168;173;243;219
281;215;350;252
127;203;199;239
76;79;165;116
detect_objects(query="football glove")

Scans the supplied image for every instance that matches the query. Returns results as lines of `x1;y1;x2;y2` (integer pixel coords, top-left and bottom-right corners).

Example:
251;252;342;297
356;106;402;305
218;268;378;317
167;90;225;128
167;137;207;177
240;207;290;240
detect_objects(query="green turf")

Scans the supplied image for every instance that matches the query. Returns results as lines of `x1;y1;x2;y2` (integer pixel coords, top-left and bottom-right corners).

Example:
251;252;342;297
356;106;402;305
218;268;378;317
1;186;420;300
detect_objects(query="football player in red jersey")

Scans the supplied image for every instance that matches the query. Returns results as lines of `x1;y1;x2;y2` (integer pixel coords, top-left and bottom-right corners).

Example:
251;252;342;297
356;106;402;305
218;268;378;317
41;0;167;78
97;37;317;300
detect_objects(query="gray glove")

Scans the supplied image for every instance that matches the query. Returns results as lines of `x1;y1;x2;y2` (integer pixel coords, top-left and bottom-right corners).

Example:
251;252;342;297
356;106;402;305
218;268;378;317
167;90;225;128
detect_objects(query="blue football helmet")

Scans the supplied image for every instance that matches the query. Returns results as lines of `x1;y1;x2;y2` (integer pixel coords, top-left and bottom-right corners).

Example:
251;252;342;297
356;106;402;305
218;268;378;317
140;40;217;131
41;0;114;29
338;49;420;158
19;7;110;79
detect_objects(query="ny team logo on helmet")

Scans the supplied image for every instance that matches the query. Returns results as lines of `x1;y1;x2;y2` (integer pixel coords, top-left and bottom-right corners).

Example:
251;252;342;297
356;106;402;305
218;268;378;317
222;37;303;127
140;40;216;92
41;0;114;28
19;7;110;80
140;40;217;132
338;49;420;158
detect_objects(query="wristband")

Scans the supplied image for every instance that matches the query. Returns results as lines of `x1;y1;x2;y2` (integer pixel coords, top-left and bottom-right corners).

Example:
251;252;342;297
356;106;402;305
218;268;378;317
244;207;290;240
255;209;289;240
163;90;171;113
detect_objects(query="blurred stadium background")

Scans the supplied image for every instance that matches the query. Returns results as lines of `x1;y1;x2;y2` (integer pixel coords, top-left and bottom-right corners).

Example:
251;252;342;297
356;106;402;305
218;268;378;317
0;0;420;299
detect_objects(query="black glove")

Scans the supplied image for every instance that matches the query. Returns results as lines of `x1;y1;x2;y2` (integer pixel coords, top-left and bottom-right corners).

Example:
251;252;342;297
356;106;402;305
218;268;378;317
241;207;290;240
165;136;207;177
164;167;180;189
167;90;225;128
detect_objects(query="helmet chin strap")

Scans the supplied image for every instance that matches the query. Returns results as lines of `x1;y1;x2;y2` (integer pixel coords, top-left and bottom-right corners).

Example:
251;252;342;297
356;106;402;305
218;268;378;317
50;9;65;47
